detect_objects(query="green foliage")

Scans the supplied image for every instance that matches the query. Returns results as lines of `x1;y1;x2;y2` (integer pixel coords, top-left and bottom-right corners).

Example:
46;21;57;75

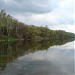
0;10;75;41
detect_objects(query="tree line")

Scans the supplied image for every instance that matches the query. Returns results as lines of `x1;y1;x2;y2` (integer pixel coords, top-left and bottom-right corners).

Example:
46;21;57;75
0;10;75;41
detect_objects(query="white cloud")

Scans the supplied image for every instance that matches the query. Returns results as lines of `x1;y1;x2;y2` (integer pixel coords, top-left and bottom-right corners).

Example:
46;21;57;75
14;0;74;24
49;24;75;33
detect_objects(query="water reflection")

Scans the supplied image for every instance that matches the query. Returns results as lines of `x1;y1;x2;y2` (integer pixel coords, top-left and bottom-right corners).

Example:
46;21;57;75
0;39;74;75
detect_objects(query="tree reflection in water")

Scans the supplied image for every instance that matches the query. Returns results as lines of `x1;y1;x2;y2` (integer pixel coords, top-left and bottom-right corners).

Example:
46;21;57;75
0;39;74;70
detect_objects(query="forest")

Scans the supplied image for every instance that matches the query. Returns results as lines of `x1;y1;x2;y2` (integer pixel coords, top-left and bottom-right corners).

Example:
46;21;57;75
0;10;75;41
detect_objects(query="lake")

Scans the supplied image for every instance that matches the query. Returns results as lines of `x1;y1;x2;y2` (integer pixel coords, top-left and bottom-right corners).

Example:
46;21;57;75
0;40;74;75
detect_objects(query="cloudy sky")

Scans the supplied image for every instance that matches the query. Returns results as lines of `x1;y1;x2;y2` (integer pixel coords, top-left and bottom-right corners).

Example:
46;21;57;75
0;0;74;33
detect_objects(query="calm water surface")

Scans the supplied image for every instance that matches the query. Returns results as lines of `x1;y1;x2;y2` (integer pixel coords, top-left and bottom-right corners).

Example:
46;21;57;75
0;40;74;75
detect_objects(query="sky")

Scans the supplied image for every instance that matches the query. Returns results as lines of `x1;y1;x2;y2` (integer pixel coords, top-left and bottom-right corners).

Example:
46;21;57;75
0;0;75;33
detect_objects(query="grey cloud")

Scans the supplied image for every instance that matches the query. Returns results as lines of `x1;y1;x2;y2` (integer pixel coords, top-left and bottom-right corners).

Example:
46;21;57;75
0;0;58;14
0;0;5;10
0;0;74;26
